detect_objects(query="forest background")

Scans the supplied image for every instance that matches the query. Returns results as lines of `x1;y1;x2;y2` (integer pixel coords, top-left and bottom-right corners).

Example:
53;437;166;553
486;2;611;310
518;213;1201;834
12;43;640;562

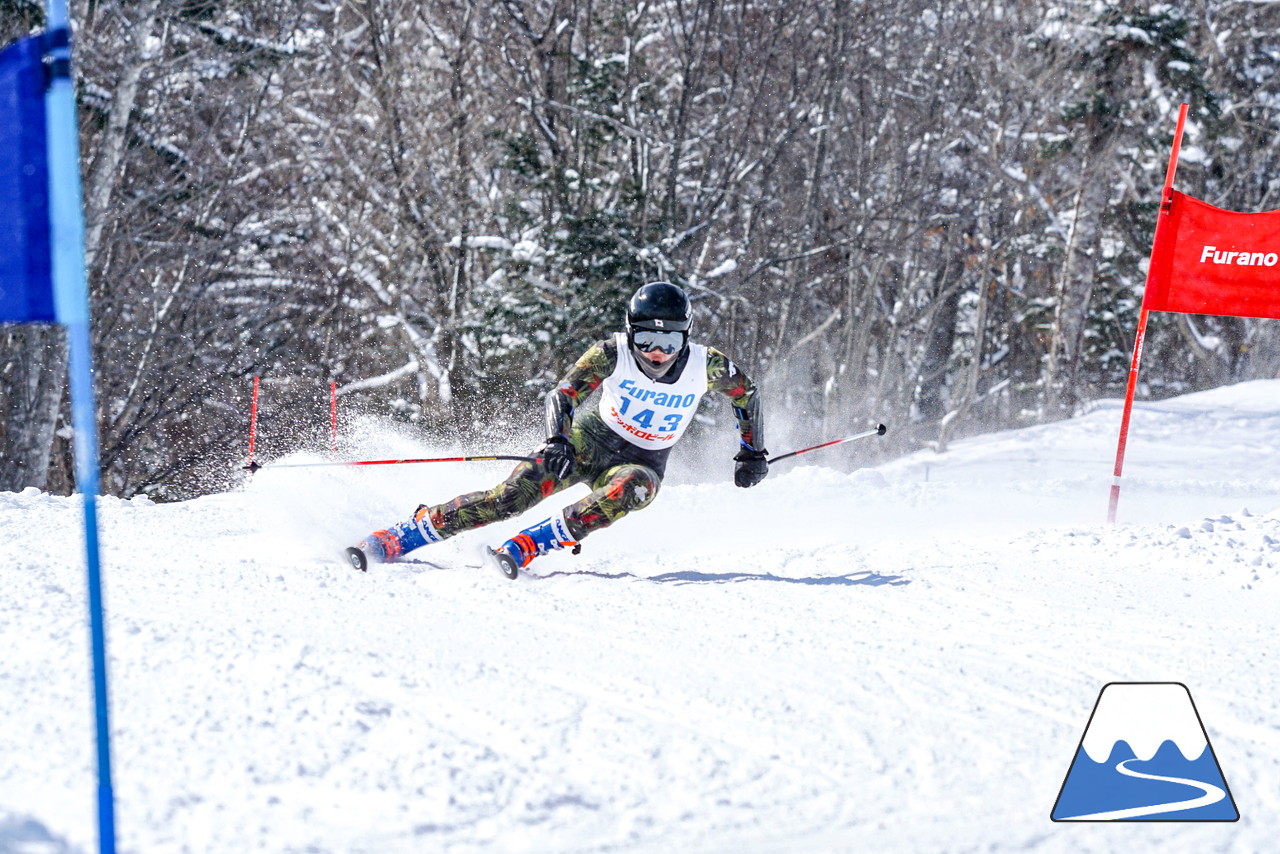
3;0;1280;501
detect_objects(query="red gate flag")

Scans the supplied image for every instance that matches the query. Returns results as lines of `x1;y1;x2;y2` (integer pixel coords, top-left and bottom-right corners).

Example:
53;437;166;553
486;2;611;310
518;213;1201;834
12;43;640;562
1144;190;1280;318
1110;103;1280;524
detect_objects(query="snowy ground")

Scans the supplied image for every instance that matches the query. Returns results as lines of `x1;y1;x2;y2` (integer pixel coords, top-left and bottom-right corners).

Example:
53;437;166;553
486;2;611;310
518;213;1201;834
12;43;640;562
4;381;1280;853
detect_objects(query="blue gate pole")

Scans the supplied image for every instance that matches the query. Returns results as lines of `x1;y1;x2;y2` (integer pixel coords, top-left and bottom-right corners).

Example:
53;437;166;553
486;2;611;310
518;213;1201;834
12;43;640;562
44;1;117;851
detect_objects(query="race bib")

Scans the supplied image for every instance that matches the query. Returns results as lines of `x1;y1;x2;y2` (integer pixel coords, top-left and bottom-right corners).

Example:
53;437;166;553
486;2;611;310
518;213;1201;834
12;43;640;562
598;332;708;450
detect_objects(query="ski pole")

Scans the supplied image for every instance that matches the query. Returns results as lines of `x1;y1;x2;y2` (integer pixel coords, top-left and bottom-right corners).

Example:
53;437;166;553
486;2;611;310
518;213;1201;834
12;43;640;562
247;453;538;472
768;423;887;465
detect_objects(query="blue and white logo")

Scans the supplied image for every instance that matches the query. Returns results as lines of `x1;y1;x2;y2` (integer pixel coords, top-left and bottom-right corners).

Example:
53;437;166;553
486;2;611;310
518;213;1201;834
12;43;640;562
1051;682;1239;821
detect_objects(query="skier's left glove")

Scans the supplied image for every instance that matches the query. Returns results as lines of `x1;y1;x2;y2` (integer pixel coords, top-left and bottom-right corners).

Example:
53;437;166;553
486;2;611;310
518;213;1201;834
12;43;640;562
539;436;577;480
733;447;769;488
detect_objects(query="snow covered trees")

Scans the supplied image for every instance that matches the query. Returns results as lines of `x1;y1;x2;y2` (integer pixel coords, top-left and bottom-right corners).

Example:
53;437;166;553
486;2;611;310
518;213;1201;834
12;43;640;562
6;0;1280;498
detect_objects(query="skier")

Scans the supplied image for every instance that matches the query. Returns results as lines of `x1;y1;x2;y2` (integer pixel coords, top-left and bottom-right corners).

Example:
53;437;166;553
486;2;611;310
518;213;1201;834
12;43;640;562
346;281;767;578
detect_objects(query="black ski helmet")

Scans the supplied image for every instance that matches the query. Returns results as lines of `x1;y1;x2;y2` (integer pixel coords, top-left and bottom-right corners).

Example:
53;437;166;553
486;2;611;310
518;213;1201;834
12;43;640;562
626;282;692;333
625;282;691;378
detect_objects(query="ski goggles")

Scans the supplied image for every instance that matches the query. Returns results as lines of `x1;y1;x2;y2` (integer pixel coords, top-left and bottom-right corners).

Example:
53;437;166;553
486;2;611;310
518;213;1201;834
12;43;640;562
631;329;685;354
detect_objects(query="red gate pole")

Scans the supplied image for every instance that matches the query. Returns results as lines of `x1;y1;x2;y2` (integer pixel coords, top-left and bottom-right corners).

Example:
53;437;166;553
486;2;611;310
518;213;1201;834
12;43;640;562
330;381;338;455
247;376;261;470
1108;103;1188;523
1107;307;1152;523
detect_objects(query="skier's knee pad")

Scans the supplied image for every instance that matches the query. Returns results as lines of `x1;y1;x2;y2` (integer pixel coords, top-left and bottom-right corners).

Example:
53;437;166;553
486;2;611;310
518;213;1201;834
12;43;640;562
566;464;662;537
599;464;661;512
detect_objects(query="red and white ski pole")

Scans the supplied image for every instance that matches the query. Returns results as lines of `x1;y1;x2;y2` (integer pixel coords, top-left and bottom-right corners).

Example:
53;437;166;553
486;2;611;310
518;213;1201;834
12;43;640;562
254;453;539;470
768;423;887;465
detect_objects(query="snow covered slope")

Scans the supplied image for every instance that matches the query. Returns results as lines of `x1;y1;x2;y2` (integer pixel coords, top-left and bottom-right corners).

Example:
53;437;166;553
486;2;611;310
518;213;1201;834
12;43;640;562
4;382;1280;853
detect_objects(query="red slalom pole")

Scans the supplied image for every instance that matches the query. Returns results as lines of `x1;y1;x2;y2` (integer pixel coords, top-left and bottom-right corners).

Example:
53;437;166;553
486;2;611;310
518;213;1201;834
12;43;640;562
1107;103;1188;524
1107;306;1152;524
768;423;887;465
246;376;260;471
330;381;338;455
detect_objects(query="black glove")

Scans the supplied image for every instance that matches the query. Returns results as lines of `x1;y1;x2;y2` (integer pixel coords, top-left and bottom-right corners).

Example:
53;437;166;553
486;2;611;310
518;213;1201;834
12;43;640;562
734;447;769;488
539;436;576;480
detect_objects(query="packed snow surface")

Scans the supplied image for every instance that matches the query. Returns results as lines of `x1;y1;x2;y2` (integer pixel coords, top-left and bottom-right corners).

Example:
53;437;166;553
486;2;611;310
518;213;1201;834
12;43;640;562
5;381;1280;852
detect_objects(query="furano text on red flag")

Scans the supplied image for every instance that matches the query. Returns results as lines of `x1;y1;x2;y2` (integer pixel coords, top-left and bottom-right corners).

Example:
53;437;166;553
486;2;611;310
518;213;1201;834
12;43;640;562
1144;190;1280;319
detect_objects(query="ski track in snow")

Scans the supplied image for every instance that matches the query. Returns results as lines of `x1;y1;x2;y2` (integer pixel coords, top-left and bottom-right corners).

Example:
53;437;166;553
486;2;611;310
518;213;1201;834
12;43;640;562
4;382;1280;852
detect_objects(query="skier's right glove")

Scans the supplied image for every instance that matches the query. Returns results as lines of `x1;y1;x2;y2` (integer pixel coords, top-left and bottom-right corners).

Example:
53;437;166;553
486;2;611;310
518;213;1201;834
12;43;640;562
734;447;769;488
539;436;577;480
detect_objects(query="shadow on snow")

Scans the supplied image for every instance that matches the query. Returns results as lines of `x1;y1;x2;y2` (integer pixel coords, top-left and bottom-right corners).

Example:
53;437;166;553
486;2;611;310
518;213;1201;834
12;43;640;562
386;558;910;587
537;568;910;587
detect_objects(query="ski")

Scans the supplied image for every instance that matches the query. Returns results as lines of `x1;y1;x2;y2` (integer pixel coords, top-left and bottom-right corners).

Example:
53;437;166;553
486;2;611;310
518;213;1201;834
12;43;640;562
483;545;520;580
344;543;518;580
345;546;368;572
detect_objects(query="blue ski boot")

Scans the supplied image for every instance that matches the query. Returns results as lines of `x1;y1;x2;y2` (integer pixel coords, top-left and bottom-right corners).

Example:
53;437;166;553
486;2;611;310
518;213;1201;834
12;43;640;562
347;505;443;571
486;512;579;579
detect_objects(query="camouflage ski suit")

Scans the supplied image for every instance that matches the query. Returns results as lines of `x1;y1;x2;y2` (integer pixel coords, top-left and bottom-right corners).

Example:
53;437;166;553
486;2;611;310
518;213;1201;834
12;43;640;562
416;336;762;544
